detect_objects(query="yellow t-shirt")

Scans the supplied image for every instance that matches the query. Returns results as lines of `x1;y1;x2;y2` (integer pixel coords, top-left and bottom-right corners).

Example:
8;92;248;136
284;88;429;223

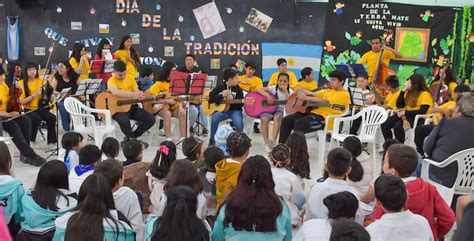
148;81;179;110
357;50;395;82
238;75;263;92
385;90;401;110
448;82;457;100
115;49;139;79
107;75;138;92
440;100;456;110
268;71;298;89
312;89;350;130
294;80;318;91
19;78;43;110
69;57;90;80
0;82;9;112
405;91;434;113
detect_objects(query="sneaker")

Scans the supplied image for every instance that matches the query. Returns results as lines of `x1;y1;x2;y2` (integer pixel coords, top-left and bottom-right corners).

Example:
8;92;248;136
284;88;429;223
20;155;28;163
265;145;272;153
165;137;173;142
268;139;276;149
253;123;261;134
25;153;46;167
158;128;166;137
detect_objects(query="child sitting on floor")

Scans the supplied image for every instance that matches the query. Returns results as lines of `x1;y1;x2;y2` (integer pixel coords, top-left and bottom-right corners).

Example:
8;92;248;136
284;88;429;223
68;145;102;194
57;132;84;172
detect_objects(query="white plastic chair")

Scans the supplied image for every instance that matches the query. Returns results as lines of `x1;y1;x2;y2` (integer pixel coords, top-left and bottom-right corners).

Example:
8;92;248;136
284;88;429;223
406;113;433;146
64;97;115;147
421;148;474;205
330;106;389;174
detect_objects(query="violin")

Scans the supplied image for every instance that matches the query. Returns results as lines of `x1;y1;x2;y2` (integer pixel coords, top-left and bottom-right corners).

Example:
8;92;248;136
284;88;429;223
39;69;56;109
6;76;23;113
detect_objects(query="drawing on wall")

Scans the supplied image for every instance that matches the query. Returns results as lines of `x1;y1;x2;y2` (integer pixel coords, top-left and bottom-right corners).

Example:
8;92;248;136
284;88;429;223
34;47;46;56
235;59;246;72
130;33;140;44
164;46;174;57
245;8;273;33
193;2;226;39
210;59;221;69
71;21;82;30
99;24;110;33
394;27;430;63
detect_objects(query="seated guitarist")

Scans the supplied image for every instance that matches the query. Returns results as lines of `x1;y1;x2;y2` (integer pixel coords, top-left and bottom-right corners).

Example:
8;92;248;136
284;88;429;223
414;84;470;155
148;61;186;141
208;68;244;145
107;60;155;147
279;70;350;143
0;71;46;166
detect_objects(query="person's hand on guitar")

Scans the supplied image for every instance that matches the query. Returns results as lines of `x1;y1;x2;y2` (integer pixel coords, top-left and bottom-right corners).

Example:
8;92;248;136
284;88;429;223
265;93;275;105
440;108;453;117
166;98;177;105
222;90;233;99
297;90;308;101
135;91;145;100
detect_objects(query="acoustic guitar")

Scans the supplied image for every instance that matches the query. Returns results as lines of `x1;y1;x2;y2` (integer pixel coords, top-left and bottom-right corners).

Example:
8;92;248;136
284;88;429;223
285;93;346;115
201;90;254;116
95;91;166;117
142;91;206;114
243;92;287;118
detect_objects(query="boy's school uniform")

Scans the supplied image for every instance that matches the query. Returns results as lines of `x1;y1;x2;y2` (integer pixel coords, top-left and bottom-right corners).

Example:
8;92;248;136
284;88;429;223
114;186;144;241
293;218;332;241
68;166;94;194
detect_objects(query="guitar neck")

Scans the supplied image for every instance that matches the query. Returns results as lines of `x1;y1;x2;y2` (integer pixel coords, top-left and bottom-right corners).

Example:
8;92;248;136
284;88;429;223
225;99;246;104
118;95;163;105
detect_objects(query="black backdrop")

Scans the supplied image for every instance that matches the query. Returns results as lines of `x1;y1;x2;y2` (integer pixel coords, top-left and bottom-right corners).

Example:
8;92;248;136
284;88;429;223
1;0;328;77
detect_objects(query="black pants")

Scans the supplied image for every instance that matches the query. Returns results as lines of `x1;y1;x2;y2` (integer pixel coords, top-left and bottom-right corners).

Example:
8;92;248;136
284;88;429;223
279;112;324;143
414;124;434;156
25;108;57;144
113;105;155;139
2;115;34;156
350;108;362;135
381;115;423;143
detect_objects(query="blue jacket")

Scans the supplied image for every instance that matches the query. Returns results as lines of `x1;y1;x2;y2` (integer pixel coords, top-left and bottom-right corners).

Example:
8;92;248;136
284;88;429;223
0;176;25;224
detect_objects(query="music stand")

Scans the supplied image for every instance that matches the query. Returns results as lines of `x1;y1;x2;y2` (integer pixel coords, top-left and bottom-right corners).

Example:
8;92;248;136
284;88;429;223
336;64;367;79
349;87;367;107
45;87;72;160
74;79;101;100
90;59;116;75
169;70;208;139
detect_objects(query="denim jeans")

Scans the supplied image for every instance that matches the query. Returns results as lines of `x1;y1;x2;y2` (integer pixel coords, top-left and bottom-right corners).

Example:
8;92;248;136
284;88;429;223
58;101;71;131
210;110;243;144
189;104;208;129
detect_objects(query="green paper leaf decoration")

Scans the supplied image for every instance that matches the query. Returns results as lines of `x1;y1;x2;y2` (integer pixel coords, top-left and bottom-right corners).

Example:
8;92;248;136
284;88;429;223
431;38;437;46
345;32;351;40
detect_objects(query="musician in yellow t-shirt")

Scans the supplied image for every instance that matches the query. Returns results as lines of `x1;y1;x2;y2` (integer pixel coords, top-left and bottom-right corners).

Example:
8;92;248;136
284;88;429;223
69;43;91;80
293;67;318;91
107;61;154;146
19;63;57;145
0;71;46;166
114;36;141;79
238;61;263;92
431;66;458;101
279;70;350;143
147;62;186;141
357;37;402;83
414;84;471;155
268;58;298;89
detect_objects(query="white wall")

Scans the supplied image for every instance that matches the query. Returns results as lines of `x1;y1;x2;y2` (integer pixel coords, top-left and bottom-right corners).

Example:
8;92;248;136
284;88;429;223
297;0;473;7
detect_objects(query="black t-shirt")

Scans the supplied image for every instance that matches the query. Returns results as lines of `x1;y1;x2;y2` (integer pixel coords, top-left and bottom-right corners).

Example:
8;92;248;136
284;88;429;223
55;73;78;94
209;83;244;111
177;66;205;74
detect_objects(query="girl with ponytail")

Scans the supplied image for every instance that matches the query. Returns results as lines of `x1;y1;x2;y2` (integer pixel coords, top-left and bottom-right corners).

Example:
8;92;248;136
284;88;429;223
145;185;210;241
146;141;177;215
57;132;84;172
341;136;373;195
212;155;292;241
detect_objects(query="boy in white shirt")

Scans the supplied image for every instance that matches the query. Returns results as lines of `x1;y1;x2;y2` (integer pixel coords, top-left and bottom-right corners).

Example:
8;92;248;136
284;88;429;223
305;148;360;221
94;159;144;241
68;145;102;193
366;174;433;241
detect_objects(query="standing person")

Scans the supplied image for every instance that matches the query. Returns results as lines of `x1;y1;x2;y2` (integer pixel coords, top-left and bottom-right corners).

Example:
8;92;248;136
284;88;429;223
268;58;298;89
256;73;291;152
208;68;244;145
357;36;402;83
69;43;90;80
279;70;350;144
381;73;434;143
53;174;135;241
0;71;45;165
19;62;57;145
50;61;80;131
94;39;115;90
148;61;187;141
212;155;292;241
178;54;208;135
17;160;77;241
145;186;210;241
114;35;140;79
107;60;155;147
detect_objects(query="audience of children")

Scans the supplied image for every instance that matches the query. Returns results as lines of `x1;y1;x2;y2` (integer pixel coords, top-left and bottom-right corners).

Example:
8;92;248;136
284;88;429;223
53;174;135;241
146;141;177;215
269;143;305;226
366;174;434;241
68;144;102;194
294;191;359;241
211;155;292;241
122;139;151;211
57;132;84;171
145;185;210;241
17;160;77;241
101;137;120;160
94;159;145;241
215;132;251;208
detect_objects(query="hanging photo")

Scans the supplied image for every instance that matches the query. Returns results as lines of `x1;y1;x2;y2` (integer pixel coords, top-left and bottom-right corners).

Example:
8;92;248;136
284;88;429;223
71;21;82;30
34;47;46;56
193;2;226;39
99;24;110;34
245;8;273;33
130;33;140;44
164;46;174;57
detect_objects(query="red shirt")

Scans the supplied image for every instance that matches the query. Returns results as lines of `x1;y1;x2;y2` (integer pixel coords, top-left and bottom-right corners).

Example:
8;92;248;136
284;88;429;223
94;53;115;84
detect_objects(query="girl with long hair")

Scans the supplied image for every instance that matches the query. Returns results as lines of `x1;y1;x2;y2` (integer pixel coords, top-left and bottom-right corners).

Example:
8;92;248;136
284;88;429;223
433;66;457;100
146;141;177;215
285;131;310;187
50;61;80;131
145;186;210;241
381;73;434;143
57;132;84;172
69;43;90;80
17;160;77;241
115;36;140;78
341;136;371;195
212;155;292;241
94;39;115;89
53;174;134;241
